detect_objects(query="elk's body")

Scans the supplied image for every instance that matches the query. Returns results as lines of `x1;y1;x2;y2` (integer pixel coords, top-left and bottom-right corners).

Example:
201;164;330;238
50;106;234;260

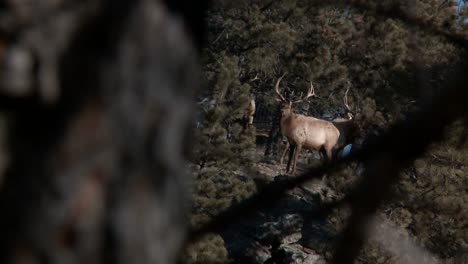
274;74;340;174
281;113;339;155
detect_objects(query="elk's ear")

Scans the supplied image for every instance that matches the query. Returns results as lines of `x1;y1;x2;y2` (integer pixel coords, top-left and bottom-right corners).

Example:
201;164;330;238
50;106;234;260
275;98;283;102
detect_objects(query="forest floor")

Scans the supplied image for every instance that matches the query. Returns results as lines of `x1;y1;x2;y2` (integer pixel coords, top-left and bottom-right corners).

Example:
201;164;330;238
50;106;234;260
252;149;335;201
221;150;438;263
221;151;337;263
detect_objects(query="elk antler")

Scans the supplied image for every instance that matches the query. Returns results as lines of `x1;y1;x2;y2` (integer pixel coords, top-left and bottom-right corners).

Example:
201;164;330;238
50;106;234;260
343;87;351;112
274;73;287;102
343;87;355;120
250;74;260;82
292;82;316;104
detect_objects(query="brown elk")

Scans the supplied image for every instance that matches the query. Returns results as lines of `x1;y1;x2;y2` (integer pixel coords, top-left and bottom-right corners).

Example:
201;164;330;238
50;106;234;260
243;95;256;130
275;73;340;175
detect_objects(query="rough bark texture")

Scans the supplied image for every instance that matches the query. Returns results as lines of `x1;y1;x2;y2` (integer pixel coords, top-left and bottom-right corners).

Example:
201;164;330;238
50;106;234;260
0;0;201;263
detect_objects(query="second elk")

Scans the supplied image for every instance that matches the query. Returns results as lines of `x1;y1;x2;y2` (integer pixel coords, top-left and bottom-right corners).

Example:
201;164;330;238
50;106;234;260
332;87;358;158
275;73;340;175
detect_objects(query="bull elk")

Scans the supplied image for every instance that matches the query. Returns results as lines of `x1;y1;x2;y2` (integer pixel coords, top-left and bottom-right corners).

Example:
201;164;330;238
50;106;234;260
332;87;357;158
275;73;340;175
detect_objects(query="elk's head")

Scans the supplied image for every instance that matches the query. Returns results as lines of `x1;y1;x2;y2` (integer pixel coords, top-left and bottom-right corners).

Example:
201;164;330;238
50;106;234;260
274;73;316;117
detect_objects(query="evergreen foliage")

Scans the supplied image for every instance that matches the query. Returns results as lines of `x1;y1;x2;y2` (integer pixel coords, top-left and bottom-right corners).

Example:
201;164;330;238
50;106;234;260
204;0;462;137
185;50;258;263
183;234;229;264
394;121;468;259
193;54;257;171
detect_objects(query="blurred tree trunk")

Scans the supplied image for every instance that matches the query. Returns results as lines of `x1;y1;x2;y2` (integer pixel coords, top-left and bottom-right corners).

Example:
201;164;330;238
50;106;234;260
0;0;202;263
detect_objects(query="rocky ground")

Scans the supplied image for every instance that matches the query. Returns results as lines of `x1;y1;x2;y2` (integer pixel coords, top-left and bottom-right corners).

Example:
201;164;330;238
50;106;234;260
221;153;337;263
221;151;442;264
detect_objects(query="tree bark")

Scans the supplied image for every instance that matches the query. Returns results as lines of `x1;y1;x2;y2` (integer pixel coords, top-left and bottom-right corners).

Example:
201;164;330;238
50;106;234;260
0;0;201;263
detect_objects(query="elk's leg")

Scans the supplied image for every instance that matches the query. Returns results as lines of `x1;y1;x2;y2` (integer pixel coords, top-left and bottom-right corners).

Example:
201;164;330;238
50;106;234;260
291;144;302;175
280;141;289;165
286;144;295;173
248;115;254;128
322;173;327;182
332;147;341;161
319;144;334;164
318;149;325;161
319;147;327;162
321;146;334;181
325;146;333;163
